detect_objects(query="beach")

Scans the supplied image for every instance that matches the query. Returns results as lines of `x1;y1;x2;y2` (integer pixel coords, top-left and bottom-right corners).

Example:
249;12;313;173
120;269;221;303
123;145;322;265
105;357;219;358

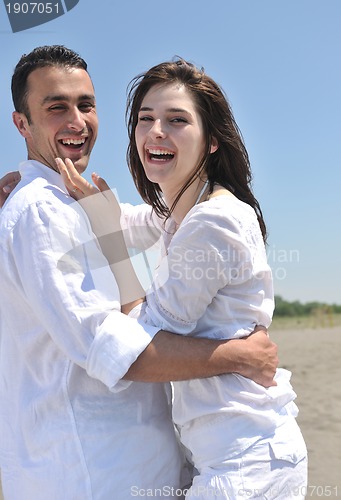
1;324;340;499
270;325;341;498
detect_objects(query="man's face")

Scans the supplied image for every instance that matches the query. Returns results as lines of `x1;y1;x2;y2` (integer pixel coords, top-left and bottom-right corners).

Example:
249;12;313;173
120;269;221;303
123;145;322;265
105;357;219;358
13;65;98;173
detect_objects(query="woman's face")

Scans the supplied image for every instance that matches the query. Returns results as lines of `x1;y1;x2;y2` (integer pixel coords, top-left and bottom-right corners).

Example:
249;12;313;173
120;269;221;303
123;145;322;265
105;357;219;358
135;83;208;194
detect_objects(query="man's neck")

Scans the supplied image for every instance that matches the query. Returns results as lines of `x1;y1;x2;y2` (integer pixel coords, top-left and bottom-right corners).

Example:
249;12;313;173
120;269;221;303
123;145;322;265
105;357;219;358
27;154;60;174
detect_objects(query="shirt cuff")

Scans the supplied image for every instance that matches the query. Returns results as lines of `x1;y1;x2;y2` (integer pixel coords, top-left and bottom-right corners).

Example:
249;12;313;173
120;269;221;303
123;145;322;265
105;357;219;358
86;310;160;392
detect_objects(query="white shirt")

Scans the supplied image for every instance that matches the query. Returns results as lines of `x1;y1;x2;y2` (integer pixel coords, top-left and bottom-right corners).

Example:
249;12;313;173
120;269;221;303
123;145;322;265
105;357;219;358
0;161;182;499
121;198;299;470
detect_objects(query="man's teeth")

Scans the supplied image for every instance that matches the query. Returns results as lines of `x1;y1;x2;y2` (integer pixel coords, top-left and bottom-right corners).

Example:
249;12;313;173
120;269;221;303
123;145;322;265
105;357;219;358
62;138;86;145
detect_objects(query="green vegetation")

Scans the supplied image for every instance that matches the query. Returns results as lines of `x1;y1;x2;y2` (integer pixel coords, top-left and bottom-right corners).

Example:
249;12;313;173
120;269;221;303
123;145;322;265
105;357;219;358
274;295;341;317
272;296;341;330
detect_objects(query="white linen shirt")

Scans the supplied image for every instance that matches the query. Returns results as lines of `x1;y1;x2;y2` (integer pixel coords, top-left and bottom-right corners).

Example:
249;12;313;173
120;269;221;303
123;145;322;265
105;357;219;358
121;198;299;471
0;161;182;499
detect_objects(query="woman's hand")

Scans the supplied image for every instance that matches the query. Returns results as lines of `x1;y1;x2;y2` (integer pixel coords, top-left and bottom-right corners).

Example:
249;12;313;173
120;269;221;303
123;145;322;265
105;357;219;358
55;157;145;308
55;157;122;233
56;157;108;199
0;171;21;208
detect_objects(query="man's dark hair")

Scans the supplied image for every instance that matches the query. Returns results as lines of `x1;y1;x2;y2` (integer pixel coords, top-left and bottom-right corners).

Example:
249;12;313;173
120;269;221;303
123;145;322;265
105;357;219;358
12;45;88;122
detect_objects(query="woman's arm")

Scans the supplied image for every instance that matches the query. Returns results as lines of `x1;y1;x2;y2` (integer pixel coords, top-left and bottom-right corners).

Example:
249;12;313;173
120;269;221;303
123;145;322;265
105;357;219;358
144;204;272;335
56;158;145;308
55;159;277;387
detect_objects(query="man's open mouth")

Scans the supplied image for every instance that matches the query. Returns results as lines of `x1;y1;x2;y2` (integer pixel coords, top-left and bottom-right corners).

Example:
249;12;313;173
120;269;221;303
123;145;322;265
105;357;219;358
59;138;87;149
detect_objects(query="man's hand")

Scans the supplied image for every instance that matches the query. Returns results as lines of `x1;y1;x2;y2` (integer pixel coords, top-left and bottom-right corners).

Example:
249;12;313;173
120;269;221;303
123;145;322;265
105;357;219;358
125;328;278;388
233;330;278;387
0;171;21;207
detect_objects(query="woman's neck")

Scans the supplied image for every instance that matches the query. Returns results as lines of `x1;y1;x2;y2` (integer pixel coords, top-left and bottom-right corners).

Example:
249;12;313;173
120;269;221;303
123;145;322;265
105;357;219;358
163;178;209;225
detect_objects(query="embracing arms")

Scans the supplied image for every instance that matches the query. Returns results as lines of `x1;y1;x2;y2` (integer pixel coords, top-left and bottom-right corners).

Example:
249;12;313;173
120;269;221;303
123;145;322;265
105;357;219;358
125;328;278;385
0;166;278;387
55;159;278;387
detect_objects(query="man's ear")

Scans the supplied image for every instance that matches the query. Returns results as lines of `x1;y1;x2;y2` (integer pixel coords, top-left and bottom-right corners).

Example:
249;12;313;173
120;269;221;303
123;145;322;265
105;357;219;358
12;112;31;139
210;137;219;154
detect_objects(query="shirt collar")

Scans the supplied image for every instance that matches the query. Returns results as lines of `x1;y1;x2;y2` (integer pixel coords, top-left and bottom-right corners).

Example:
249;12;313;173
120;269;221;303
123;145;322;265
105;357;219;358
19;160;68;194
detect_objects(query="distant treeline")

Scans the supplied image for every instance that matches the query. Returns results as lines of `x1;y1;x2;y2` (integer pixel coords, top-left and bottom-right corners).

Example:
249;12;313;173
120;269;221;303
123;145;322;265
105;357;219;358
274;295;341;317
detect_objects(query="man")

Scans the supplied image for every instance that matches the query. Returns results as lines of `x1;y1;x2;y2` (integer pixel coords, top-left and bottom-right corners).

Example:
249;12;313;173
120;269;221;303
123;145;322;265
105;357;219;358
0;45;277;500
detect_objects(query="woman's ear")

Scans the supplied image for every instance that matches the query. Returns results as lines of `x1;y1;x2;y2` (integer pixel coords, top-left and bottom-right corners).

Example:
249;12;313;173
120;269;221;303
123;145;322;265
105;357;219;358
12;112;31;139
210;137;219;154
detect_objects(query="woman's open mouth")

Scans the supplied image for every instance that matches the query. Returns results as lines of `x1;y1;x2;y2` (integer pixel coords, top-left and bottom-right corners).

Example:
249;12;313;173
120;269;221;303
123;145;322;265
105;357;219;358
147;148;175;161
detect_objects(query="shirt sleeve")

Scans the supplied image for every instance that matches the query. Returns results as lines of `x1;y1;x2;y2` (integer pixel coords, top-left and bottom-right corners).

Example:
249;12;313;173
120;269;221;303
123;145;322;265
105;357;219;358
120;202;164;249
144;202;270;334
11;197;159;391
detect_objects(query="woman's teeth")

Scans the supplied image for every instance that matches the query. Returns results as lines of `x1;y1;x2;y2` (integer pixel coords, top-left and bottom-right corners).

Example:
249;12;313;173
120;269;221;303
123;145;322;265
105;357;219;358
148;149;174;160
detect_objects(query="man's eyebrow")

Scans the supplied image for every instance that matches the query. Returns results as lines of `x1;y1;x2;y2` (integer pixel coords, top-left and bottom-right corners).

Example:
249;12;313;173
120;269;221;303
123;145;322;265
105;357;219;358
42;94;96;104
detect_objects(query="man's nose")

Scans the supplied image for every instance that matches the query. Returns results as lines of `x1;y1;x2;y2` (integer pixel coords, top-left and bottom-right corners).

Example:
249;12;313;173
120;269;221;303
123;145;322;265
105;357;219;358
67;107;86;131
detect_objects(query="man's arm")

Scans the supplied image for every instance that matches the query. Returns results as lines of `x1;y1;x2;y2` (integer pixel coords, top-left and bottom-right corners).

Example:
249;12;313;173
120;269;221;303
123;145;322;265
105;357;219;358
1;169;277;389
125;329;278;388
54;159;278;388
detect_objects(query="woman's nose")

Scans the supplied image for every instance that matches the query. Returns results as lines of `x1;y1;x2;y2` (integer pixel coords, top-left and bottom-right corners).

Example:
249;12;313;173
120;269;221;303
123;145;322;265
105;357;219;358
149;119;166;138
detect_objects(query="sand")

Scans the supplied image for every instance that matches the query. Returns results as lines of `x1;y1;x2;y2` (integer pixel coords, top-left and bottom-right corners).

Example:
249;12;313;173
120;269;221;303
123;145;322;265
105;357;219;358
270;326;341;499
1;325;340;499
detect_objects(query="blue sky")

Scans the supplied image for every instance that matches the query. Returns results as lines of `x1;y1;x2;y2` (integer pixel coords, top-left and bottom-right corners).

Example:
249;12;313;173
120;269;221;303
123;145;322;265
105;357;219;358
0;0;340;304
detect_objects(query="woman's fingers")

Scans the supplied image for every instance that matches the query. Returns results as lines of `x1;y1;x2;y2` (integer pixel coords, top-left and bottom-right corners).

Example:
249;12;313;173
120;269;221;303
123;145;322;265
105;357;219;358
55;158;114;211
91;172;110;193
55;157;98;199
55;158;78;196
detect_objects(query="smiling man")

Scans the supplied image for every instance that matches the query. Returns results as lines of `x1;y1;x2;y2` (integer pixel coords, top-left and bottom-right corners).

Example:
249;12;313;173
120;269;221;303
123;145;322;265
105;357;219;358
1;45;184;500
12;56;97;173
0;46;278;500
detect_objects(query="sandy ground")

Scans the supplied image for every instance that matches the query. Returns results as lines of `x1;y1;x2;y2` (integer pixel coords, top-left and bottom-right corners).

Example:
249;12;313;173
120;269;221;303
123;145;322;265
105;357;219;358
270;326;341;499
1;325;340;499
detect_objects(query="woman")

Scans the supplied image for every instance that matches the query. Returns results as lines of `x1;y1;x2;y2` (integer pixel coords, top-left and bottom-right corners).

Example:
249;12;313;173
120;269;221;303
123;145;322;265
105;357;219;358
119;58;308;499
7;58;308;499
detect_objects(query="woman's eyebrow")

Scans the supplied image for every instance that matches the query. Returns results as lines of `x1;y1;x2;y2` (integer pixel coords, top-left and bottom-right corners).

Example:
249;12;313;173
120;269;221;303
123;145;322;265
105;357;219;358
139;106;190;113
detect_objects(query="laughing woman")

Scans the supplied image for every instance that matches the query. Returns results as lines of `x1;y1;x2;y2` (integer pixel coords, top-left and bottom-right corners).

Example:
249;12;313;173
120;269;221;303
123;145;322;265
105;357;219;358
60;59;307;499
